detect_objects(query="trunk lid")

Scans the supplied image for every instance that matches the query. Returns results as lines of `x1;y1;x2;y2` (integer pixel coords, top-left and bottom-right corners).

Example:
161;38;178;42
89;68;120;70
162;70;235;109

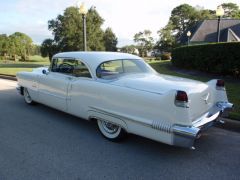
111;73;213;121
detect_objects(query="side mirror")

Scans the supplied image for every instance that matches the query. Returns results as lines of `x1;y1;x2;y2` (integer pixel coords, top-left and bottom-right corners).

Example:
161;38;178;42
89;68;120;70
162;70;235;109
42;69;49;75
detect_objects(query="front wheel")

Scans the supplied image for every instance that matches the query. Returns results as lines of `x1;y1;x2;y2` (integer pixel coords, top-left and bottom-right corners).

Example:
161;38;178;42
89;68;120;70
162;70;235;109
23;88;34;105
97;119;127;142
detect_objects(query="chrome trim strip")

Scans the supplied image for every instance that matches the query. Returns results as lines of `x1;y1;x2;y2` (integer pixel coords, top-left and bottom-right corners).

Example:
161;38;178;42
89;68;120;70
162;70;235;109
88;106;152;127
88;106;172;133
152;120;172;133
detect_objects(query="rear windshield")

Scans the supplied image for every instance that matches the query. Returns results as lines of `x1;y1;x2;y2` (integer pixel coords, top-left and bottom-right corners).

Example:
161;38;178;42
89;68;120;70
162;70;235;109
96;59;154;79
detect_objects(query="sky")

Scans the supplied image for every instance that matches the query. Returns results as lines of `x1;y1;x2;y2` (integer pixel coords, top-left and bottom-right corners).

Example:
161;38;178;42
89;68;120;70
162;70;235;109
0;0;239;47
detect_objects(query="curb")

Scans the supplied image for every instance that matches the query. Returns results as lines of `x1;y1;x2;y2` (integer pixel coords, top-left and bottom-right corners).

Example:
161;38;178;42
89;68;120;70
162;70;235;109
0;74;17;81
221;117;240;125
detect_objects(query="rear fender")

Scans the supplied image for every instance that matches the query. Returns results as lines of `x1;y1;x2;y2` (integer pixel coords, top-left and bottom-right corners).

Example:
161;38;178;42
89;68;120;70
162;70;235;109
207;79;228;102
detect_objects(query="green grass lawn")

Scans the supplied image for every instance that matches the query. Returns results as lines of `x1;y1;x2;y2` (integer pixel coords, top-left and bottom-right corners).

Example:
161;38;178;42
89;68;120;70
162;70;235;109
0;55;49;75
0;57;239;120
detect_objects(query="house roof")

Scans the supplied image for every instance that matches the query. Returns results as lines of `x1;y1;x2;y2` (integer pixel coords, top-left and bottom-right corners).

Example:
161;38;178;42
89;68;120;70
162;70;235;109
180;19;240;44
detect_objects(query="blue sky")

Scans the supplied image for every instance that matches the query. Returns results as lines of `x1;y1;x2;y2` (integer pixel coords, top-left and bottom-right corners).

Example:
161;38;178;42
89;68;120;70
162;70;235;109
0;0;239;47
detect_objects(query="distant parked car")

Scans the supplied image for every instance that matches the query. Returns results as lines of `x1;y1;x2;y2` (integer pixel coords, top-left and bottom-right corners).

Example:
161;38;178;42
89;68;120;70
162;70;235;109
16;52;233;148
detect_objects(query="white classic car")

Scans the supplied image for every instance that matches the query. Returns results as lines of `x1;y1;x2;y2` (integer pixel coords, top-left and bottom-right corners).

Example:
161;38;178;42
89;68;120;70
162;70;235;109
16;52;233;148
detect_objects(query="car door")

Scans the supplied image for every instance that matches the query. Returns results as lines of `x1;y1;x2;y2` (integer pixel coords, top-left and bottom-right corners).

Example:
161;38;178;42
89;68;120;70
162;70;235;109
38;58;76;112
67;59;94;119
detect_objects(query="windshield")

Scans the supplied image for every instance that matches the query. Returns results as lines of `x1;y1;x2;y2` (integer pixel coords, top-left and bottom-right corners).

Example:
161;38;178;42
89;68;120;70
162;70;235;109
96;59;155;79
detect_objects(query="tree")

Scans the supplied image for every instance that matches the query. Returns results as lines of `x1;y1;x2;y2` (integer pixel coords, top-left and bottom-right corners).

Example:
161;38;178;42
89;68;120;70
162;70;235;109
121;45;138;55
86;7;105;51
48;6;108;52
156;4;216;51
0;34;9;58
134;30;154;57
40;39;58;61
156;21;176;52
103;27;118;51
8;32;33;61
196;9;215;20
170;4;199;39
30;45;41;56
221;3;240;18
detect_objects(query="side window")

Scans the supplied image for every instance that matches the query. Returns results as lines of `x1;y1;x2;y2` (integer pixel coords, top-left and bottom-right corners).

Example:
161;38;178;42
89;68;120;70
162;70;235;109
72;60;92;78
96;60;123;78
51;58;91;78
123;60;142;73
51;58;75;74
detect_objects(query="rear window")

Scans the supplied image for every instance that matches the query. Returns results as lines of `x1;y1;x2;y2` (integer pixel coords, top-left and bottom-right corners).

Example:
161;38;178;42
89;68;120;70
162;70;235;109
96;59;153;79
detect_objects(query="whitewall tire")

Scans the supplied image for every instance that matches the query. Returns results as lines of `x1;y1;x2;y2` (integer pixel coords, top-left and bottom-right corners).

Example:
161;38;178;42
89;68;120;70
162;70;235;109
23;88;34;105
97;119;126;141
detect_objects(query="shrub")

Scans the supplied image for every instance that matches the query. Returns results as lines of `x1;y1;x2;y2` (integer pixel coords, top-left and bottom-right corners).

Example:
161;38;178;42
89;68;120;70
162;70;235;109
172;42;240;76
154;54;161;60
161;53;171;60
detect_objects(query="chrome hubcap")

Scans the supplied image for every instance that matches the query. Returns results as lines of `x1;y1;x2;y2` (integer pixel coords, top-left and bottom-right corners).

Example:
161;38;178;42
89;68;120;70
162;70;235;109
24;88;32;103
101;121;119;134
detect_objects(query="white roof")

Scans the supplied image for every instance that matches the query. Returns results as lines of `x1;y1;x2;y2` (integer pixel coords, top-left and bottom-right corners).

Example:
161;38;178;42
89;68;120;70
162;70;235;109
53;51;141;73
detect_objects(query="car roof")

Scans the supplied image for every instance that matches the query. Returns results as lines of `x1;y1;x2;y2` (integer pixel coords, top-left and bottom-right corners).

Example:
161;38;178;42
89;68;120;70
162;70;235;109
53;51;141;70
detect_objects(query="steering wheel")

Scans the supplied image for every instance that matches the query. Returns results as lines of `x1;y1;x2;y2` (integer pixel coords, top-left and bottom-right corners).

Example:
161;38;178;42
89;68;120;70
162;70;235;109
58;63;74;73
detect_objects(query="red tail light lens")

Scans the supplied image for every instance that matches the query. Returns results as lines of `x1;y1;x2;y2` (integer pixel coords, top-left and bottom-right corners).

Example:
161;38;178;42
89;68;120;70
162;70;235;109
216;79;225;87
175;91;189;108
176;91;188;102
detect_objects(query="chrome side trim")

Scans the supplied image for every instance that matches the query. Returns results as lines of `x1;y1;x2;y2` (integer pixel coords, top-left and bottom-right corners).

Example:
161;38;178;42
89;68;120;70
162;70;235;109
89;106;172;133
88;106;152;127
152;120;172;133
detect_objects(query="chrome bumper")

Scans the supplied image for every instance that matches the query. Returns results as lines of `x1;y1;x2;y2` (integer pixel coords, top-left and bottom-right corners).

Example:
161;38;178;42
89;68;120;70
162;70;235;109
172;102;233;148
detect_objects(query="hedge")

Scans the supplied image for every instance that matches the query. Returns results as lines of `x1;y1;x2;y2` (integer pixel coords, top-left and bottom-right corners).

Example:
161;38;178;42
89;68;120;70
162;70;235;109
171;42;240;76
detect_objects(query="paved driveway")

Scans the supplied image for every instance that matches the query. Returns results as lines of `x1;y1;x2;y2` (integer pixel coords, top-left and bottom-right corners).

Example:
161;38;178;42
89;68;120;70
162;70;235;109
0;79;239;180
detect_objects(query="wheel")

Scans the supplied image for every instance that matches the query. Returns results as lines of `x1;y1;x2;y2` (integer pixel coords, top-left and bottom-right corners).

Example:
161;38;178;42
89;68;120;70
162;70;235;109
23;88;34;105
97;119;126;142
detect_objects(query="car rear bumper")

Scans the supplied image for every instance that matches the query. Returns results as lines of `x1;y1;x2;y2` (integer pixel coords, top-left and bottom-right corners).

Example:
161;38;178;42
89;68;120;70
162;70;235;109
172;102;234;148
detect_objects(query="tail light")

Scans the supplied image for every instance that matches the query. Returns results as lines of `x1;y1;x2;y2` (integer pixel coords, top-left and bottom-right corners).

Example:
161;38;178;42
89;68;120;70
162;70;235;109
175;90;189;108
216;79;225;90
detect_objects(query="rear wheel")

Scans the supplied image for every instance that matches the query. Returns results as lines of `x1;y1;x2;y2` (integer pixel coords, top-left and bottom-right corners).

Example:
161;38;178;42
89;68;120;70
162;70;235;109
97;119;126;141
23;88;34;105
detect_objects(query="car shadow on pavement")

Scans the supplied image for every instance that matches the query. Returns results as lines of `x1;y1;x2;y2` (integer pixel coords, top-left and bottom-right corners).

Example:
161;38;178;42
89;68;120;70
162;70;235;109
215;120;240;133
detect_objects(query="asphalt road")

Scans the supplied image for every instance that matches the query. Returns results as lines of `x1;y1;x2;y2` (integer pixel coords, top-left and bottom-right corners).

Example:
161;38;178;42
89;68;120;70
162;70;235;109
0;79;240;180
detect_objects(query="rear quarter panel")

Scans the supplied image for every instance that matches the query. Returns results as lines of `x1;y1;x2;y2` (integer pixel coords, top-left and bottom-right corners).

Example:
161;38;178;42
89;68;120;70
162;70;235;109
69;79;192;127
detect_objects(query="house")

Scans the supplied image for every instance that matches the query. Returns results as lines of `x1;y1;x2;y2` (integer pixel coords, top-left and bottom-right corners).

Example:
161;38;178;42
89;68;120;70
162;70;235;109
180;19;240;45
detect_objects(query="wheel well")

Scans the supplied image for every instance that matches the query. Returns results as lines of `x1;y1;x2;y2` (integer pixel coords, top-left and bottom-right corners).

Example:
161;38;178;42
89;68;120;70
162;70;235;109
88;115;128;132
89;117;98;122
20;86;24;95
